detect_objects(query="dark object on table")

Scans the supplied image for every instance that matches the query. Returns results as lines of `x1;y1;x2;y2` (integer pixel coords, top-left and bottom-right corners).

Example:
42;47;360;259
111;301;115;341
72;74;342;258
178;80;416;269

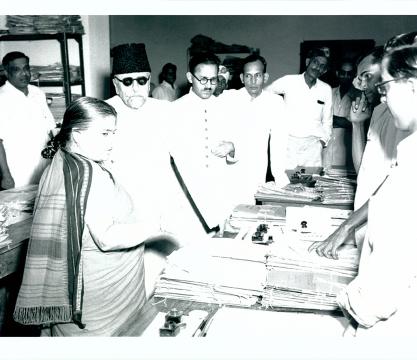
252;223;273;245
159;308;186;336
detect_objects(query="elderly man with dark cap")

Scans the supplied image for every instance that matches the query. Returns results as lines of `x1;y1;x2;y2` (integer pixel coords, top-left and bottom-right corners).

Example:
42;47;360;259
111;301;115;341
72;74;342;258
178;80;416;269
106;43;171;223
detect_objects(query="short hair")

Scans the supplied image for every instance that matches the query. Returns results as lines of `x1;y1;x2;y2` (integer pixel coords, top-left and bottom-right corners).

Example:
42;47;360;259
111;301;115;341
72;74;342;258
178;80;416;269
162;63;177;73
383;44;417;80
241;54;267;73
2;51;29;67
356;46;384;67
384;31;417;53
188;52;220;74
306;48;329;61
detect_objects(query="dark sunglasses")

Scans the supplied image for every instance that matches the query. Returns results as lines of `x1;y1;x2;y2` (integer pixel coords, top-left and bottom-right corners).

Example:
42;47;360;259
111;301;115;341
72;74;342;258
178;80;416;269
114;76;150;86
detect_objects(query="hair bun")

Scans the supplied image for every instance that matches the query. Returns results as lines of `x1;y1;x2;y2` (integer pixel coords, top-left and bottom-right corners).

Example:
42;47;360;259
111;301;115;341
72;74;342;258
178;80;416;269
41;137;61;159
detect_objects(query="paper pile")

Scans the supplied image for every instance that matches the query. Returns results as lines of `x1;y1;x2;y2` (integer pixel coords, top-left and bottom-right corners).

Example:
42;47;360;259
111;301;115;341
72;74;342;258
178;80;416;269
6;15;84;34
263;240;359;311
154;238;268;307
155;233;359;312
0;185;38;246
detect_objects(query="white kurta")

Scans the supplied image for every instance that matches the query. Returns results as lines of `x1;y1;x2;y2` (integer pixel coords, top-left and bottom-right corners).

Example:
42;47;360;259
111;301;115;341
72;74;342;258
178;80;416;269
354;103;409;210
337;131;417;337
152;80;180;102
267;73;333;168
220;88;289;203
106;95;207;245
170;89;238;231
0;81;55;186
266;73;333;143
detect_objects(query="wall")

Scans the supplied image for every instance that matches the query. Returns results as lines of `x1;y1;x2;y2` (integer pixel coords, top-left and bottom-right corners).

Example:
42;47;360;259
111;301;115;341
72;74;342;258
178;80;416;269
81;15;111;99
109;15;417;89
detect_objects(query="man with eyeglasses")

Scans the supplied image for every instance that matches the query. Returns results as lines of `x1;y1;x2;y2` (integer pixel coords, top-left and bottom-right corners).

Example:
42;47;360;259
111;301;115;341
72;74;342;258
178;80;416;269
309;41;412;259
266;48;333;169
220;54;289;203
169;52;239;240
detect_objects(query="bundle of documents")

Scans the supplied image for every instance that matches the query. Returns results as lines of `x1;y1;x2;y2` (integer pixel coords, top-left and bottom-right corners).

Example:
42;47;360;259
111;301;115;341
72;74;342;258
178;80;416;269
155;233;359;312
6;15;84;34
263;240;359;311
0;185;38;246
31;63;82;82
226;204;286;231
154;238;268;307
255;181;322;204
314;175;356;205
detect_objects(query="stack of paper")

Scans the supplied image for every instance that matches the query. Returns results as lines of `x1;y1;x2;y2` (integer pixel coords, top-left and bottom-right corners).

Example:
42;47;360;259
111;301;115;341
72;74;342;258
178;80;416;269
226;203;286;232
0;185;38;246
314;176;356;205
255;181;322;204
31;63;82;83
263;240;359;311
6;15;84;34
154;238;268;307
155;234;359;312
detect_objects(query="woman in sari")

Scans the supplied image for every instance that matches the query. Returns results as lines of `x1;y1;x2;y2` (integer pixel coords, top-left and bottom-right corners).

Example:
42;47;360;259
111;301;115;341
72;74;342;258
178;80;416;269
13;97;177;336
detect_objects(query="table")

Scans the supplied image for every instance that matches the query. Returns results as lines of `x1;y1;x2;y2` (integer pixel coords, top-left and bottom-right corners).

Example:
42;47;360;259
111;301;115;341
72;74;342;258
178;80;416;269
116;295;344;337
0;217;32;280
0;217;33;336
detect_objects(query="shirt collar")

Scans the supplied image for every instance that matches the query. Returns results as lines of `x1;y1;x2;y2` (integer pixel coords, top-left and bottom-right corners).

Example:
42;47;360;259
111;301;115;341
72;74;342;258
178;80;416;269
4;80;30;97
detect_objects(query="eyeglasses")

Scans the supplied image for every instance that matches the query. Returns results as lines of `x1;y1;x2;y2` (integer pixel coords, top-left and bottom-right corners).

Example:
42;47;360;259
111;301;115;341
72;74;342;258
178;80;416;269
191;73;218;85
114;76;150;86
375;77;407;95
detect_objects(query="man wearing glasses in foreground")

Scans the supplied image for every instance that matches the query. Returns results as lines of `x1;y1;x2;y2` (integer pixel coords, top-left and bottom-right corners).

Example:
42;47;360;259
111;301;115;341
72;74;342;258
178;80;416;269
309;40;414;259
169;52;239;239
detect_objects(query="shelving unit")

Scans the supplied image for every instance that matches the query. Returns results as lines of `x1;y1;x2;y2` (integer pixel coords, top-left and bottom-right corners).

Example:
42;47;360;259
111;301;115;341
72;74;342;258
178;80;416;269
0;32;86;107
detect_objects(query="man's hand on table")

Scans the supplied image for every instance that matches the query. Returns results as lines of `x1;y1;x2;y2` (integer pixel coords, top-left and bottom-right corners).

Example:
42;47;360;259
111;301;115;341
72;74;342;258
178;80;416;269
308;223;353;260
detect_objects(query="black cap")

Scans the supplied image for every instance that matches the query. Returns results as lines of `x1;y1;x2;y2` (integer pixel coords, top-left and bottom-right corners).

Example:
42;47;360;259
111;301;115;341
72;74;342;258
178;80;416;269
111;43;151;75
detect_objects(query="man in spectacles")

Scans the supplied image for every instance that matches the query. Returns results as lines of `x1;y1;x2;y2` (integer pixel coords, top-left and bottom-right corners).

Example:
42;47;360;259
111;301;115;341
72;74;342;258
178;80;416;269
310;40;413;259
266;48;333;169
169;52;238;240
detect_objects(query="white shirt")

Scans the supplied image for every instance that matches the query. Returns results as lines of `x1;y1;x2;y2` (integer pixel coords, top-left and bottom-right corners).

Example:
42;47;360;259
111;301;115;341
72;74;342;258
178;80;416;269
338;130;417;336
267;73;333;144
332;86;351;118
220;88;289;203
170;89;238;229
106;96;173;228
0;81;55;187
152;80;180;102
354;103;409;210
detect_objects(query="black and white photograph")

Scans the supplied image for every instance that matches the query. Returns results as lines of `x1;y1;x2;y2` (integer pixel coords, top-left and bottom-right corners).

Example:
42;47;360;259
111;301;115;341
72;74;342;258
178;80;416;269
1;2;417;359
